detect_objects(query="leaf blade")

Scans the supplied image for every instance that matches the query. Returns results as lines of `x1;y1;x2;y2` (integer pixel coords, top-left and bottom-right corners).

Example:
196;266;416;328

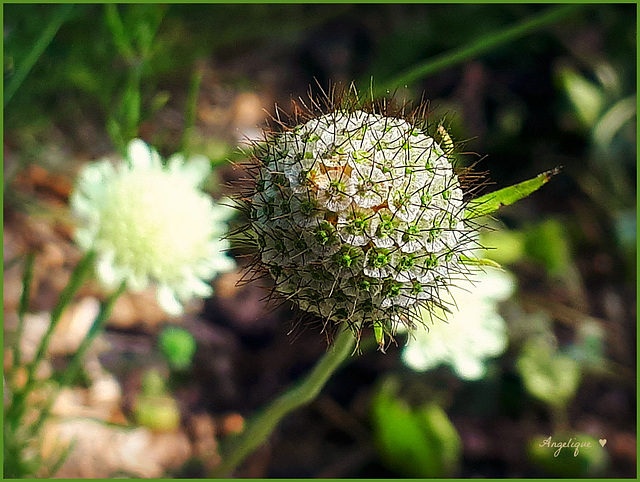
466;168;560;219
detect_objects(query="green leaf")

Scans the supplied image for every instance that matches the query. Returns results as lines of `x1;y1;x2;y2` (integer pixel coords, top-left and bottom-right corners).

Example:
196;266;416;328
26;251;96;387
373;320;385;351
14;253;36;368
374;4;581;95
466;168;560;219
43;438;77;478
134;394;181;431
159;326;197;371
181;66;205;155
149;90;171;116
556;65;605;129
459;254;503;269
104;4;135;61
592;95;637;150
516;337;581;409
371;378;461;478
106;117;125;153
121;72;142;140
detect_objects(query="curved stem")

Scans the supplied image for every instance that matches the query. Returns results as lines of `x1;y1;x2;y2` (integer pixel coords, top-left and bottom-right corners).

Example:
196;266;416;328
212;328;356;477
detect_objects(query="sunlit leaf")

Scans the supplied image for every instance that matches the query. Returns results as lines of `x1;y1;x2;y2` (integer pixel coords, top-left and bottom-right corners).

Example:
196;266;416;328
557;65;605;129
466;168;560;219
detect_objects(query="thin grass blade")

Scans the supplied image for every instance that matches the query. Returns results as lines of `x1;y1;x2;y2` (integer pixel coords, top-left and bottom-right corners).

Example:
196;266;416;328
376;4;581;96
4;4;74;107
13;253;36;367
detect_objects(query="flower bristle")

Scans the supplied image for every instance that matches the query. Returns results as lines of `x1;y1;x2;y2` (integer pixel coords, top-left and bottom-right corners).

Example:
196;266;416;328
237;83;484;349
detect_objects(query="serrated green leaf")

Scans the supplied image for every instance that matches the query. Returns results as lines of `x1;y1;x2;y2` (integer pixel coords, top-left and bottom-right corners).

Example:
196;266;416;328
466;168;560;219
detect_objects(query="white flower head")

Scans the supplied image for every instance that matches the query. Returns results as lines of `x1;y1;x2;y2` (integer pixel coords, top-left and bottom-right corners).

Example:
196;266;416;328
248;107;477;343
71;139;235;316
401;268;515;380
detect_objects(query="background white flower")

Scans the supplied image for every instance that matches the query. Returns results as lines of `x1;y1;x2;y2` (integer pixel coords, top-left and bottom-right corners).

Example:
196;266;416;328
401;268;515;380
71;139;235;315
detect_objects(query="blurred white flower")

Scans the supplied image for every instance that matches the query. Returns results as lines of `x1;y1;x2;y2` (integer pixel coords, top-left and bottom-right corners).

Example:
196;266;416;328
71;139;235;315
401;268;515;380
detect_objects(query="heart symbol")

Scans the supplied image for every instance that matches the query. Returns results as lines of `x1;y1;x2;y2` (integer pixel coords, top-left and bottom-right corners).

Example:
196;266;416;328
599;439;607;447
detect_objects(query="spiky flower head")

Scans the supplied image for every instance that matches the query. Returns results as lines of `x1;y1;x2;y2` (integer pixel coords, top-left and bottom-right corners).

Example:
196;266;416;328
245;98;480;346
71;139;235;315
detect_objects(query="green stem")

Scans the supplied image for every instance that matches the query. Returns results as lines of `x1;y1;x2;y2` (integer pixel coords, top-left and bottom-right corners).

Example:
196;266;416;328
27;283;127;439
376;4;582;95
24;251;96;391
60;282;126;386
212;328;356;477
13;253;36;367
104;4;136;61
5;251;95;433
4;4;75;107
181;65;204;156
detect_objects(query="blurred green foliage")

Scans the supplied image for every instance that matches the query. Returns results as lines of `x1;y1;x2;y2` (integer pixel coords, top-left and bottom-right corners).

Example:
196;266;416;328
159;326;197;371
133;369;181;431
370;377;461;478
566;320;607;369
517;337;581;411
3;4;351;146
523;218;573;277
